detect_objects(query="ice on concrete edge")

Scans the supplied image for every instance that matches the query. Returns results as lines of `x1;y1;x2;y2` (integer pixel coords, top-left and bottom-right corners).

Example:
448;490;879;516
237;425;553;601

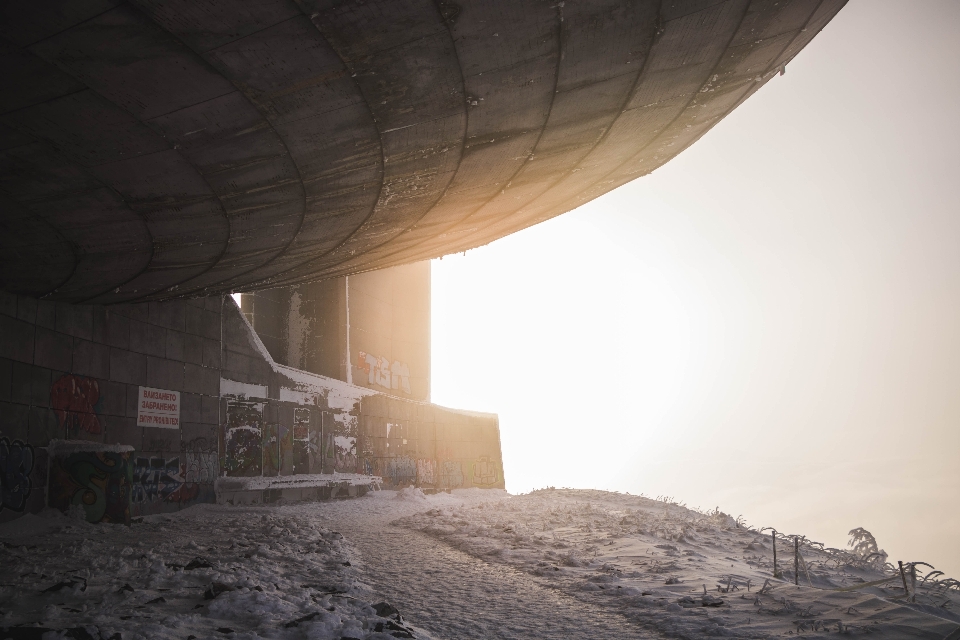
220;378;268;399
276;364;372;411
215;473;382;492
227;294;275;365
46;439;136;455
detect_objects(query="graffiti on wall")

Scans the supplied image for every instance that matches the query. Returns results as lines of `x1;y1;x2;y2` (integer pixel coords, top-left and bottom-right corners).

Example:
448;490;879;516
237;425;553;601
386;457;416;486
50;374;102;436
360;458;373;475
0;438;34;512
358;352;411;394
292;407;310;474
186;452;218;483
334;434;357;473
132;457;199;504
438;460;463;488
309;413;323;475
328;412;358;473
215;375;504;495
416;458;436;485
183;438;218;483
223;400;263;476
263;421;280;477
472;457;500;486
49;451;131;524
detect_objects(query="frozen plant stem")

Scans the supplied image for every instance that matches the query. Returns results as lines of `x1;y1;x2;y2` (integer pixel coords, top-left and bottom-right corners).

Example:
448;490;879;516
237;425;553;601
772;531;778;578
899;561;910;598
795;537;799;586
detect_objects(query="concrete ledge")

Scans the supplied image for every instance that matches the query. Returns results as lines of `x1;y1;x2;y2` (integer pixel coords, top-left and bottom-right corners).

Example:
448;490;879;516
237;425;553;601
215;473;382;506
47;439;135;455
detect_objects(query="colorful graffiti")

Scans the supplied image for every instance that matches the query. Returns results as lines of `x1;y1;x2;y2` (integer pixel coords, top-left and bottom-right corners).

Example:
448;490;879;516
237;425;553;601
358;421;375;459
223;400;262;477
0;438;34;512
360;458;374;475
360;456;497;488
416;458;436;485
132;457;199;504
50;374;102;436
211;378;503;498
472;457;500;486
49;450;131;524
358;351;411;394
386;457;416;486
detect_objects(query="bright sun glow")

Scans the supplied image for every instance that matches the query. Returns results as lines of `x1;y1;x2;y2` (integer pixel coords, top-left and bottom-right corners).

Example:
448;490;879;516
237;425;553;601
432;0;960;578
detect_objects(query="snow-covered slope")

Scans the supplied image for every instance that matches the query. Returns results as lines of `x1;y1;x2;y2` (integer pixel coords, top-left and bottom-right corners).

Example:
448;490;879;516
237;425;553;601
1;489;957;639
397;489;960;639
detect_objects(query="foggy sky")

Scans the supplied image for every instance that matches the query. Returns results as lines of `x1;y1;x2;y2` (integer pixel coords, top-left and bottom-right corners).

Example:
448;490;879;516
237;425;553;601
431;1;960;577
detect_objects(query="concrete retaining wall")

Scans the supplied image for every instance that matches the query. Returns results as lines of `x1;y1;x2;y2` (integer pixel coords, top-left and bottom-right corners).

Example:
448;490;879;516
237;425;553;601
0;293;222;522
0;291;503;525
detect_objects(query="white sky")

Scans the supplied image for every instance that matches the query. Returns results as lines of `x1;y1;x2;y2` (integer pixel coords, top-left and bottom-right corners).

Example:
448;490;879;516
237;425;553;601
432;0;960;577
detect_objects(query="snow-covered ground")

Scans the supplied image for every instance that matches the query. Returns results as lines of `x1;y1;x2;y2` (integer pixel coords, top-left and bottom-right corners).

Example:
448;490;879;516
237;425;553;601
396;489;960;639
1;489;958;639
0;498;428;640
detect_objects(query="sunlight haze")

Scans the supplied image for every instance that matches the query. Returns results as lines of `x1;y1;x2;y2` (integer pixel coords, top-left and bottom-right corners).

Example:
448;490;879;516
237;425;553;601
432;0;960;577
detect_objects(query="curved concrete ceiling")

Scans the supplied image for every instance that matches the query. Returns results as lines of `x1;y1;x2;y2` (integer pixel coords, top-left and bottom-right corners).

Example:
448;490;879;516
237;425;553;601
0;0;845;303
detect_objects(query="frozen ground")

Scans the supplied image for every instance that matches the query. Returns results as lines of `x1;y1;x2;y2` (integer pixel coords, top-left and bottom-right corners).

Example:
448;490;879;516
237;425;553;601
1;489;958;639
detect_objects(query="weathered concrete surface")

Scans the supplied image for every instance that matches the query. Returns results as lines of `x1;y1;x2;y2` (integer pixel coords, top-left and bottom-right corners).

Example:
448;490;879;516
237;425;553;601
0;0;846;303
0;289;503;524
242;262;432;401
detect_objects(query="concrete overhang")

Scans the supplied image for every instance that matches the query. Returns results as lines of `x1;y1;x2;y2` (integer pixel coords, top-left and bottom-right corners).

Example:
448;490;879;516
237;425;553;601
0;0;846;303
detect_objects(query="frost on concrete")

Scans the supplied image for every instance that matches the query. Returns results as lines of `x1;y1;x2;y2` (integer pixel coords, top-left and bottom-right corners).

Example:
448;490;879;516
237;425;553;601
215;473;381;493
220;379;268;401
46;440;136;455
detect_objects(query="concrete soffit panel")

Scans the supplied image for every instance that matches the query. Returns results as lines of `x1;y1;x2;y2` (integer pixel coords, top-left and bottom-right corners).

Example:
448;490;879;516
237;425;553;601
0;0;847;302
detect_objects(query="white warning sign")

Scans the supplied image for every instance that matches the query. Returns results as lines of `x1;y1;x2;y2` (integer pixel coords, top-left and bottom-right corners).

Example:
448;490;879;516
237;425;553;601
137;386;181;429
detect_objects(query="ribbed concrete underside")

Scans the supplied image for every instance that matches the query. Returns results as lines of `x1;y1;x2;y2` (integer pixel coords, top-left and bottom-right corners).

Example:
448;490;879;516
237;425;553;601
0;0;845;303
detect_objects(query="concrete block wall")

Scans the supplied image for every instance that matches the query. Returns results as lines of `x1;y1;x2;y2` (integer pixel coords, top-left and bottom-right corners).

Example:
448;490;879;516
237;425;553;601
238;261;431;402
287;278;346;380
359;394;504;490
347;262;431;402
0;292;223;522
219;299;503;495
0;289;503;523
239;288;290;366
